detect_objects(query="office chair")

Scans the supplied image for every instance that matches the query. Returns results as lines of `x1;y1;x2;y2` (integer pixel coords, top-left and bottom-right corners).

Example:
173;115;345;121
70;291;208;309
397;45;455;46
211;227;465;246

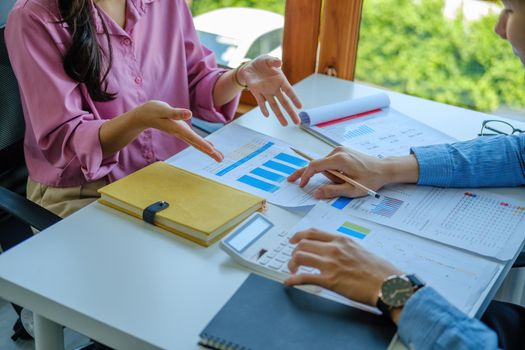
192;117;225;136
0;4;62;253
0;0;63;341
1;28;107;350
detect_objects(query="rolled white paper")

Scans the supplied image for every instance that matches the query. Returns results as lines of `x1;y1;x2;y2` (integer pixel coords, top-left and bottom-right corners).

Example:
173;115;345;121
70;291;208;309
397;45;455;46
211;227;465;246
299;93;391;126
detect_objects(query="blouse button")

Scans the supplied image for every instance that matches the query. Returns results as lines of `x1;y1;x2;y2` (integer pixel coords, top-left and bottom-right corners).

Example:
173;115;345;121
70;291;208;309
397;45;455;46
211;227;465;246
134;76;142;85
122;38;132;46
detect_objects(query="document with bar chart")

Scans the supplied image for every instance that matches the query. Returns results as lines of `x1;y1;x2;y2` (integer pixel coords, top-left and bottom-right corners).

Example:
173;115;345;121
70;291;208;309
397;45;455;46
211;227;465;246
292;202;500;314
316;108;455;157
299;94;455;157
331;185;525;261
167;124;329;208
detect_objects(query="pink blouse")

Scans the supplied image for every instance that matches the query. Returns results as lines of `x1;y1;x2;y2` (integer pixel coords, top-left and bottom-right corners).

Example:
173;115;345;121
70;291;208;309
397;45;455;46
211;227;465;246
6;0;239;187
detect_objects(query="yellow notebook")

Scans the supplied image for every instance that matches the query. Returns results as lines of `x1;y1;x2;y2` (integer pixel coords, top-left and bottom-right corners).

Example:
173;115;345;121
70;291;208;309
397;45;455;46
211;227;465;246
98;162;266;247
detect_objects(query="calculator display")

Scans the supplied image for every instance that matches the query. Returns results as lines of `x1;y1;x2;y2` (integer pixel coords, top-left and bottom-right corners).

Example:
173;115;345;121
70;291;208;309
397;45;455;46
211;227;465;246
228;216;272;252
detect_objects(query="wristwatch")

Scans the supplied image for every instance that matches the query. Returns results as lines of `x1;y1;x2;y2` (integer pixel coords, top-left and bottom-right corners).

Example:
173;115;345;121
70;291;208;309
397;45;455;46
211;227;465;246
376;274;425;318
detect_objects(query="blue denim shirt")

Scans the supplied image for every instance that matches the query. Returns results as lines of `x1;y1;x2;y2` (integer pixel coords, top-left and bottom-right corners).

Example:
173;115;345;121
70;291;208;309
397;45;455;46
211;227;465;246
398;287;499;349
412;134;525;188
397;134;525;349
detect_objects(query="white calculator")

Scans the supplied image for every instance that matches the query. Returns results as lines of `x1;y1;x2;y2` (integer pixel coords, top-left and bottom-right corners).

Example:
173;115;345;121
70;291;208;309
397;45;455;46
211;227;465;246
220;212;379;312
220;212;318;283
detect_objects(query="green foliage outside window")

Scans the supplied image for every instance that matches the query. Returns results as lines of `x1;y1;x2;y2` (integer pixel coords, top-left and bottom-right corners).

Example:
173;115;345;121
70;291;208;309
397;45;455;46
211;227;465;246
190;0;284;16
190;0;525;113
357;0;525;112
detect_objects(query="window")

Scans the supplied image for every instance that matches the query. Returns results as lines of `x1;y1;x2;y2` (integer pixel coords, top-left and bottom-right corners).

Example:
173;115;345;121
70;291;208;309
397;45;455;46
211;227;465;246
197;31;239;67
189;1;285;68
245;28;283;60
355;0;525;120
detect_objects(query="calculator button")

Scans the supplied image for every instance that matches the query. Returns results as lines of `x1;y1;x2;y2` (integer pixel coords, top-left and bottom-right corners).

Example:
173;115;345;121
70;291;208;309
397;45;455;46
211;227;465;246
266;251;276;258
274;246;283;252
269;260;283;270
280;265;290;274
278;230;286;237
280;241;287;246
282;247;294;256
300;267;315;273
259;257;270;265
275;254;288;263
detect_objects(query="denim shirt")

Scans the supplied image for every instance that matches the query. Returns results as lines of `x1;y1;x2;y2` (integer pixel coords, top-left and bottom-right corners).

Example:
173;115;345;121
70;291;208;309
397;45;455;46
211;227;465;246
398;134;525;349
412;134;525;188
398;287;499;350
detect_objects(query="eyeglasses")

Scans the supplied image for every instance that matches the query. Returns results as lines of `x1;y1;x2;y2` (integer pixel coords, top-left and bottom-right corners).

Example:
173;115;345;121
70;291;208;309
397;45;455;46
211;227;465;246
479;119;524;136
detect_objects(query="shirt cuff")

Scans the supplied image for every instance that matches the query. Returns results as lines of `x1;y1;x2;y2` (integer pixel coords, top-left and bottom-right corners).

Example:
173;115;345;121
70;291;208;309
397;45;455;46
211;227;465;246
398;287;499;350
71;119;119;181
192;69;240;124
411;144;454;187
398;287;453;348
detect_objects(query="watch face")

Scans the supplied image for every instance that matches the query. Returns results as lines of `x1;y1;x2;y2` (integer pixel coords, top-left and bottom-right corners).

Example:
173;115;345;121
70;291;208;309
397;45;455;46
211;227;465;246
381;277;414;308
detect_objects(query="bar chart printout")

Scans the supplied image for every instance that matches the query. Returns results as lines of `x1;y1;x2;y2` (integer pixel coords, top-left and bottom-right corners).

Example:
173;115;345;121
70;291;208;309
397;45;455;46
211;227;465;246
337;221;370;240
369;197;403;218
167;124;329;208
235;150;308;193
312;108;455;157
343;125;375;140
290;202;500;314
332;185;525;261
331;195;403;220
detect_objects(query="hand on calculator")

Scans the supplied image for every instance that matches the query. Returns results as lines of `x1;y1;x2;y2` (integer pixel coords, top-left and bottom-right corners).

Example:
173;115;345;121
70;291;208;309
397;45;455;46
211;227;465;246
284;228;403;307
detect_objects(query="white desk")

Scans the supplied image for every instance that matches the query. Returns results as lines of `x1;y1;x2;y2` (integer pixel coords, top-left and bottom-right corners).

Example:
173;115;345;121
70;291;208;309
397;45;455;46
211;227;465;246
0;74;524;350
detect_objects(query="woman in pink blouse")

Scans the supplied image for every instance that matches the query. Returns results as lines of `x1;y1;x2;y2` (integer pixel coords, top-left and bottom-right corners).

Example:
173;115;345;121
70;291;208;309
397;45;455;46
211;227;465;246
6;0;302;217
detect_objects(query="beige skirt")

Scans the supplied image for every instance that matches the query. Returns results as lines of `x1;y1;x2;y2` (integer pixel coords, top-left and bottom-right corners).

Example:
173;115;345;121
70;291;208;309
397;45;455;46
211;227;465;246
27;177;107;219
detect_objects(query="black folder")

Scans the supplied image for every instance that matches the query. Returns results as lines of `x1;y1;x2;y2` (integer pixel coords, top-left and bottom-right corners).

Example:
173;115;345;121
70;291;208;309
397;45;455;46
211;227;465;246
199;273;396;350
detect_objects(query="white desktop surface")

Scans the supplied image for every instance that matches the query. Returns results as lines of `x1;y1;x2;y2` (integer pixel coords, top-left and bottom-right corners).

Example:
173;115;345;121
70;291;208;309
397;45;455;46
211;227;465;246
0;74;523;350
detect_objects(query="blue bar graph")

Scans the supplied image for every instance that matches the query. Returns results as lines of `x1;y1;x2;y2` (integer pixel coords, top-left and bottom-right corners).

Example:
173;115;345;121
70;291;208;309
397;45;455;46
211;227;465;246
238;175;280;193
275;153;308;167
251;168;286;183
216;142;274;176
263;160;296;175
332;197;353;209
344;125;375;140
337;226;366;240
370;196;403;218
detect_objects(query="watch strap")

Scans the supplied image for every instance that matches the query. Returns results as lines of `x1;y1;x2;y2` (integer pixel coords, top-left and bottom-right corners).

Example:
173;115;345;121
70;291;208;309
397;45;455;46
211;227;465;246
406;274;425;291
376;297;392;318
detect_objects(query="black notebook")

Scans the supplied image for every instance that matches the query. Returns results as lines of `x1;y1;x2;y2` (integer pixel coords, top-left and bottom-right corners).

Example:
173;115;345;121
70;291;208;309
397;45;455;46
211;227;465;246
199;274;396;350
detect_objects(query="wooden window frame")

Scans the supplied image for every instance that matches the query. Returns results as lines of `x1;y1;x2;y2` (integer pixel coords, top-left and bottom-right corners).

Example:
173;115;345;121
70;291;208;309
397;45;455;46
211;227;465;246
238;0;364;111
317;0;364;81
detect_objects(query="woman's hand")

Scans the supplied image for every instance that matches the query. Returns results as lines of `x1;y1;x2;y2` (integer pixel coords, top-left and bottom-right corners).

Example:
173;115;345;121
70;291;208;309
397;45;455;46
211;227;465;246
239;55;303;126
284;229;403;307
287;147;419;199
129;101;223;162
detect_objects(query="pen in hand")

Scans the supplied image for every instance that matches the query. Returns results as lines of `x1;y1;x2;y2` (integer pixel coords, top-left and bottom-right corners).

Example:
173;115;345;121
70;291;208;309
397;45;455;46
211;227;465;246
290;147;381;199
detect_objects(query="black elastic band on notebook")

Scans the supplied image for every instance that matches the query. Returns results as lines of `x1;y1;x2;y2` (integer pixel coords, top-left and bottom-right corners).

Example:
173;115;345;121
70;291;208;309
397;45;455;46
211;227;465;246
142;201;169;225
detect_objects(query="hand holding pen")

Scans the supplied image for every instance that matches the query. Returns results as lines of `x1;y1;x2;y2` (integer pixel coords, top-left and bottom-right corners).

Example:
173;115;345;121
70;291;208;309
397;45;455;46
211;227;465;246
288;147;381;199
287;146;418;200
